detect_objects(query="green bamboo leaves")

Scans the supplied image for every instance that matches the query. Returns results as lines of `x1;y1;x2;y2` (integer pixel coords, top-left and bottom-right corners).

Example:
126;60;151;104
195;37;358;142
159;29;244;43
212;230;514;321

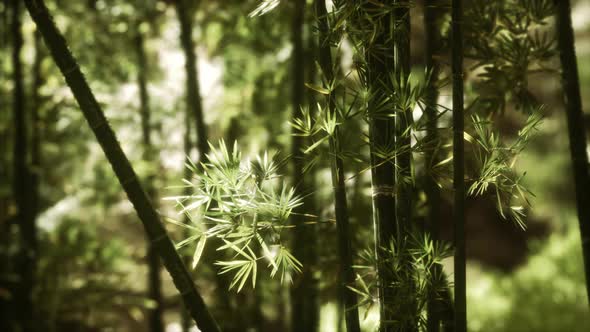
465;0;556;114
463;0;552;231
248;0;281;18
466;112;542;229
350;234;452;329
167;141;302;292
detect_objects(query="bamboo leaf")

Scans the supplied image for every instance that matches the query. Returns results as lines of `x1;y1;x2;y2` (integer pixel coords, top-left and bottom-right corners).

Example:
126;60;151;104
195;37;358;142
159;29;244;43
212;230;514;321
192;235;207;269
305;82;331;95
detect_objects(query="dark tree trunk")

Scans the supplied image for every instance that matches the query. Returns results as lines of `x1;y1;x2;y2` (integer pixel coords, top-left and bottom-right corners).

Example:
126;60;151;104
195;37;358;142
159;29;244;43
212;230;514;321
12;0;36;330
554;0;590;305
452;0;466;331
291;0;319;331
135;27;165;332
175;0;208;160
315;1;360;332
394;1;412;237
24;1;220;330
393;1;417;330
423;2;445;331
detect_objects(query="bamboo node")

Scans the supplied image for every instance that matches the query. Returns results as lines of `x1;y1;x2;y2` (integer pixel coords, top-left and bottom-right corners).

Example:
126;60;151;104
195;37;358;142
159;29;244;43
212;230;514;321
63;63;80;78
372;185;396;197
121;174;137;185
151;233;168;247
90;120;108;130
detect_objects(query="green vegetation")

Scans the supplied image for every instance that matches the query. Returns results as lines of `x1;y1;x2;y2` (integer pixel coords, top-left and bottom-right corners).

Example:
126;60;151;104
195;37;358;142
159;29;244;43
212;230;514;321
1;0;590;331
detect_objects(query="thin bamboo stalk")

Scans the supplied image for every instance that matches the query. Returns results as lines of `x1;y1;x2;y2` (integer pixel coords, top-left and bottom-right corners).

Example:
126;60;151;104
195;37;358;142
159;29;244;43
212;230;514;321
12;0;35;329
452;0;466;331
175;0;209;160
316;1;360;331
424;1;442;330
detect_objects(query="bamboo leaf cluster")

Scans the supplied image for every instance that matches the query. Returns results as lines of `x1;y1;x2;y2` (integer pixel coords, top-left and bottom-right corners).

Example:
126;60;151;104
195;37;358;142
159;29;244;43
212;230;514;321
463;0;555;229
167;141;303;292
350;233;453;329
465;0;556;113
466;112;543;229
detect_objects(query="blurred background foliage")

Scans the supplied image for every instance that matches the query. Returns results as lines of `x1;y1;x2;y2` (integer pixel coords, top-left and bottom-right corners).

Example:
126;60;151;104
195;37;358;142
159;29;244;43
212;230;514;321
1;0;589;331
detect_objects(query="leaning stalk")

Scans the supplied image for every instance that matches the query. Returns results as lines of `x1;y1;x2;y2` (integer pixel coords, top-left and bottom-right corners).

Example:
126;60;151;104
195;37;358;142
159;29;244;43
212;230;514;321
23;1;219;330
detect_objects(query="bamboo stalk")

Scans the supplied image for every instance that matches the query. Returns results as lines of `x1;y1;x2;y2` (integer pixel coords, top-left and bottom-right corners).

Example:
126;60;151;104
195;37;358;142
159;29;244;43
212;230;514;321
291;0;319;331
554;0;590;305
12;0;35;329
316;1;360;331
175;0;209;161
394;0;412;236
394;1;417;329
360;1;398;328
23;1;220;330
452;0;466;330
424;1;442;331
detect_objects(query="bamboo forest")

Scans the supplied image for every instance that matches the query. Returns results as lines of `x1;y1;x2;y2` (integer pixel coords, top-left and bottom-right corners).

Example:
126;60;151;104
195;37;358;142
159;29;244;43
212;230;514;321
2;0;590;331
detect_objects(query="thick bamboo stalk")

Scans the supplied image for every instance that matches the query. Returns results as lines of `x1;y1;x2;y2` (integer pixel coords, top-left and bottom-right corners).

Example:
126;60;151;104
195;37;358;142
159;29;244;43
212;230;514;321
316;1;360;331
452;0;466;331
359;1;398;329
554;0;590;305
23;1;219;331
